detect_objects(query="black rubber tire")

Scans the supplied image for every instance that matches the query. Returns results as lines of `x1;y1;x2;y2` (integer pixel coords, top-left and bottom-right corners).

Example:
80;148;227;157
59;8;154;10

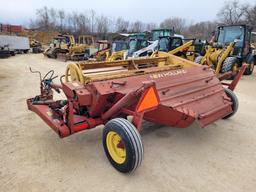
194;56;203;64
223;88;239;119
23;49;29;54
103;118;143;173
52;50;58;59
244;57;254;75
221;57;238;73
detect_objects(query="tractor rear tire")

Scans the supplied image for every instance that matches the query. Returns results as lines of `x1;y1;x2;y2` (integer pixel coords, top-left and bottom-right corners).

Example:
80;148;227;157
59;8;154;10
103;118;143;173
223;88;239;119
10;51;15;56
194;56;203;64
52;50;58;59
244;57;254;75
23;49;29;54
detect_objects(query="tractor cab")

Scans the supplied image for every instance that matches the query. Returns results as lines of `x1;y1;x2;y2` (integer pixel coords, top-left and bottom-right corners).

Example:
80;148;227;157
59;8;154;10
78;35;95;46
111;40;128;53
104;40;128;61
96;40;110;51
158;36;183;52
51;36;65;47
88;40;111;61
152;35;196;61
51;35;75;49
216;25;253;58
195;24;255;76
151;28;175;41
127;33;149;57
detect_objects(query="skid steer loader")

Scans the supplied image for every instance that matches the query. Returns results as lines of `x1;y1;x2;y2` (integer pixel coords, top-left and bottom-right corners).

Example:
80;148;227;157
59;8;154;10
195;24;255;76
124;33;150;59
150;35;196;61
125;29;191;60
124;31;169;59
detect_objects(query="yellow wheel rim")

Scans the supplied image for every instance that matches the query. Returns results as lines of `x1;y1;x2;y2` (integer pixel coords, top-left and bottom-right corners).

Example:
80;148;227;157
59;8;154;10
106;131;126;164
250;62;254;71
65;63;84;83
232;63;238;73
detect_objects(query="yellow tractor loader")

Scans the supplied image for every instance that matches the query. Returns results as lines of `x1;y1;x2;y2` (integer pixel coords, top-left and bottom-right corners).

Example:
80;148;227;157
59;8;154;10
195;41;238;76
106;40;128;61
195;25;255;77
88;40;128;62
88;40;111;61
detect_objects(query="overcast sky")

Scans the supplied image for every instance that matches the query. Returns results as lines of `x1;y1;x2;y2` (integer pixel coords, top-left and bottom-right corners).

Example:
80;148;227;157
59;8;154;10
0;0;252;26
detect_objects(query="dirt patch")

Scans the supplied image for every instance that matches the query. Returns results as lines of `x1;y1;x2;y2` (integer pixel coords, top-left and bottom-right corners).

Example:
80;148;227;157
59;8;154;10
0;75;7;80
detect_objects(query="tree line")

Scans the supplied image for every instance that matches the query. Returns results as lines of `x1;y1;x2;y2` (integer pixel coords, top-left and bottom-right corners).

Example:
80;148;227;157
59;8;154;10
29;0;256;40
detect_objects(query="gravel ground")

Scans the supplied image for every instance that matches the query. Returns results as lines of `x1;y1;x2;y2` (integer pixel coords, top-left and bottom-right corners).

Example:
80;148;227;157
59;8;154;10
0;54;255;192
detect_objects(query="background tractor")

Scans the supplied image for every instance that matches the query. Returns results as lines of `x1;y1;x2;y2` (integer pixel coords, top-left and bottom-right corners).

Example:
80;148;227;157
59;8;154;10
44;34;95;61
86;39;128;61
124;33;149;59
29;37;44;53
195;24;255;76
151;28;174;41
44;34;76;58
88;40;111;61
126;29;196;60
106;39;128;61
124;30;173;59
150;35;196;61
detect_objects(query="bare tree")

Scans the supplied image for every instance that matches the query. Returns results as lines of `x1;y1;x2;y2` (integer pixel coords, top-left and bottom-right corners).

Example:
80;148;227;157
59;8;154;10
217;0;246;24
130;21;144;32
33;7;60;31
160;17;186;33
76;13;90;34
49;8;57;28
89;9;96;33
67;13;79;33
115;17;129;32
35;6;51;30
96;15;110;34
244;4;256;27
108;17;116;33
29;19;38;29
58;10;65;32
31;2;256;41
145;23;157;31
185;21;217;40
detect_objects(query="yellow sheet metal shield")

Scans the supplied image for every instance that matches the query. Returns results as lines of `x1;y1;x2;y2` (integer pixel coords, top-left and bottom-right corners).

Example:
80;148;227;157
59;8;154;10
106;131;126;164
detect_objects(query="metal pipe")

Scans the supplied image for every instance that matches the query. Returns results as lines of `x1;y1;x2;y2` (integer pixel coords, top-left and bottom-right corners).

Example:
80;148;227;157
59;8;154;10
101;91;137;120
101;81;155;120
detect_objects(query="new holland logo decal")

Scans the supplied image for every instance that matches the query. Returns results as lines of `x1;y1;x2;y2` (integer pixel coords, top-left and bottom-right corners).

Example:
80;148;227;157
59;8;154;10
150;69;187;79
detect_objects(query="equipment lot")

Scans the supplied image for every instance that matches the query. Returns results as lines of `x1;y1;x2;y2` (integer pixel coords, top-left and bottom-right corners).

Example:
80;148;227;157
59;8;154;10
0;54;256;192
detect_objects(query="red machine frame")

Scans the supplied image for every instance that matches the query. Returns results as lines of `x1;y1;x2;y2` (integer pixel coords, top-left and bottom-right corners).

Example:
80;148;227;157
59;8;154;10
27;64;246;138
